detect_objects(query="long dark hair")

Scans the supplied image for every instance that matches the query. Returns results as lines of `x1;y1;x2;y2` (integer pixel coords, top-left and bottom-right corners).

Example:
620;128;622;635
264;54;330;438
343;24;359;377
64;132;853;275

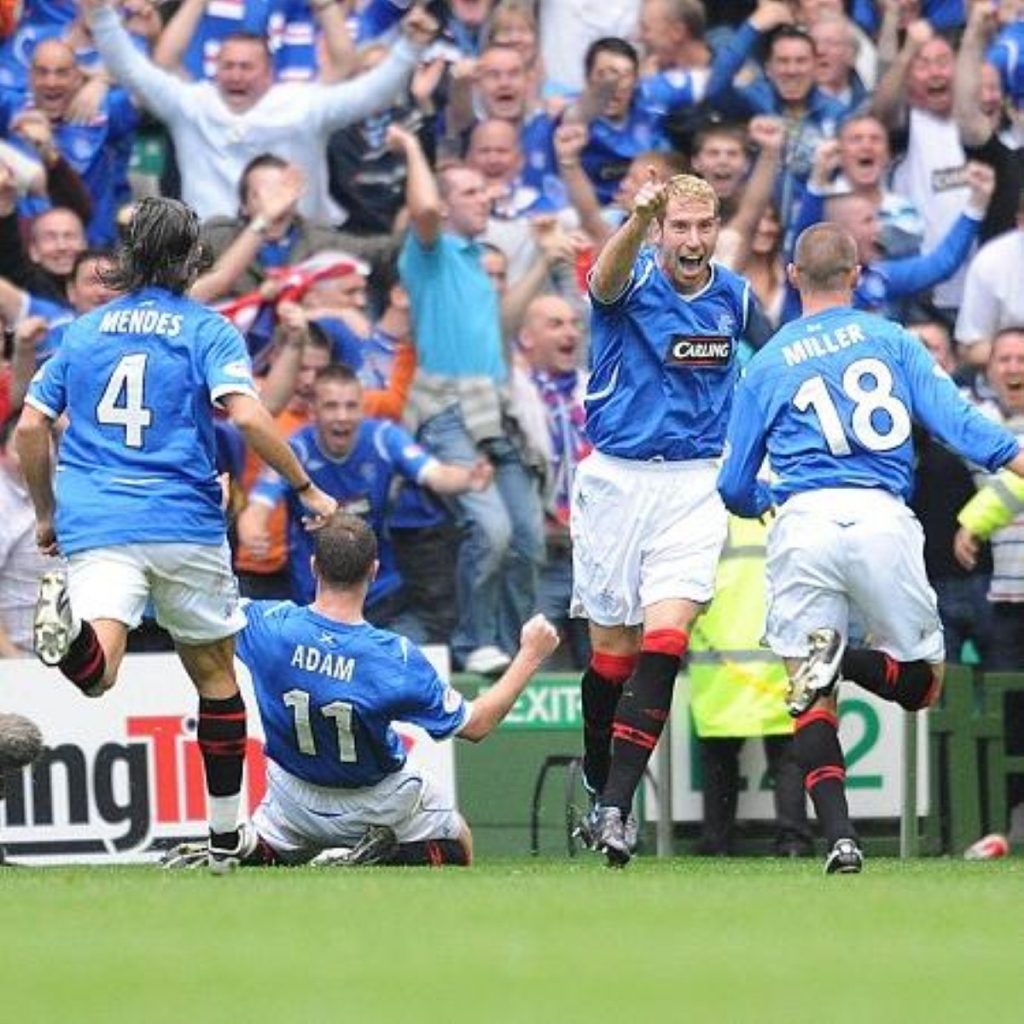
101;197;207;295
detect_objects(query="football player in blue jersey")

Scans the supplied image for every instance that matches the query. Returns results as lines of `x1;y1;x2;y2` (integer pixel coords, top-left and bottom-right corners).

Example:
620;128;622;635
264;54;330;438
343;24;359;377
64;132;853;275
572;171;752;866
163;512;561;869
14;197;338;872
718;222;1024;874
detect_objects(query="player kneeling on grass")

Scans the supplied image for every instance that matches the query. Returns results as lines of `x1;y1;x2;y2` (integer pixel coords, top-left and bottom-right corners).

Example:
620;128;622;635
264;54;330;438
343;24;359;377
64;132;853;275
163;512;560;869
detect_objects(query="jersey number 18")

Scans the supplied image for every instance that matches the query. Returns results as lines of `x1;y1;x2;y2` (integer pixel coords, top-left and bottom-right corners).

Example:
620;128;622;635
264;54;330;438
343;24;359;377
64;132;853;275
793;357;911;455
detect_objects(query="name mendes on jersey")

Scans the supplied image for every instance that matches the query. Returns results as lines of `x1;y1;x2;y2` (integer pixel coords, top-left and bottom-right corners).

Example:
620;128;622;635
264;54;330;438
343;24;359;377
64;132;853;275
99;308;185;337
781;321;867;367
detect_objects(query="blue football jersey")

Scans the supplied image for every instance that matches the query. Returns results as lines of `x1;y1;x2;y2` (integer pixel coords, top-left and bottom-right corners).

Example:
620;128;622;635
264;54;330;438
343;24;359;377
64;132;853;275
237;600;468;788
718;306;1022;517
581;77;703;205
586;251;750;461
26;286;257;554
0;88;139;246
251;418;434;603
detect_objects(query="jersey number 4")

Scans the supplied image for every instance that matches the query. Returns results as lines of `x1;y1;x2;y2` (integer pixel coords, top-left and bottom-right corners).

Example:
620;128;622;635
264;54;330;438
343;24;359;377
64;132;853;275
96;354;153;448
283;688;357;762
793;357;911;455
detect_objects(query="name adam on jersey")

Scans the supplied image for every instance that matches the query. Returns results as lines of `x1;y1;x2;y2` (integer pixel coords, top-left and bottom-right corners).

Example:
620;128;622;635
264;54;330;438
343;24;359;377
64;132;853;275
99;308;185;337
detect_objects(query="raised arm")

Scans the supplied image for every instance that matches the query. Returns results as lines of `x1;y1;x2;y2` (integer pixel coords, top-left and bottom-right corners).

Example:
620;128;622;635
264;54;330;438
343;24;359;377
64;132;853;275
388;120;441;246
457;615;560;741
870;18;933;130
553;122;610;246
316;7;436;132
705;2;792;116
724;116;784;271
589;171;665;303
314;0;360;84
881;162;993;298
500;216;580;339
0;171;33;290
190;166;306;304
874;0;903;78
152;0;206;77
258;302;308;415
954;1;1000;147
86;0;189;124
11;111;93;224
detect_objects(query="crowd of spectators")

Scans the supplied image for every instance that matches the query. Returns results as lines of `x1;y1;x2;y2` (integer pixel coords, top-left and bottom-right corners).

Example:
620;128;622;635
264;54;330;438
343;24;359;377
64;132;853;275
1;0;1023;733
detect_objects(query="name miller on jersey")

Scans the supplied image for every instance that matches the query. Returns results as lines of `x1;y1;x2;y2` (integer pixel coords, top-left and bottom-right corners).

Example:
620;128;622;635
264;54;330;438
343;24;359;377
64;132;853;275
99;308;185;337
290;644;356;682
781;321;866;367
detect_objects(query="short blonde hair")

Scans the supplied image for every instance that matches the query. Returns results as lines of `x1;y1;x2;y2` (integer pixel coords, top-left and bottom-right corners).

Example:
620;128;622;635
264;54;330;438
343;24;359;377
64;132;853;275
664;173;720;219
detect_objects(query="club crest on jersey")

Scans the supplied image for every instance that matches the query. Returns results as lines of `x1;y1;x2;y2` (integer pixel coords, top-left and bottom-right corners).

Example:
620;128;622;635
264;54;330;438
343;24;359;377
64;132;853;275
666;334;732;367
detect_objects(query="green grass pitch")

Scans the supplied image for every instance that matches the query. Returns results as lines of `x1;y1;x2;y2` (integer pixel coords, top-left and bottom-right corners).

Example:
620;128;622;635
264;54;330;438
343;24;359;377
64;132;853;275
3;856;1023;1024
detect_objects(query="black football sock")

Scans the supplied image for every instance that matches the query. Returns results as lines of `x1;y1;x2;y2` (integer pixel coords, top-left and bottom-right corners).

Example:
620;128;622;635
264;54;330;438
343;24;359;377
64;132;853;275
581;651;637;795
386;840;470;866
58;620;107;696
793;707;856;848
198;692;247;836
601;629;688;815
841;649;940;710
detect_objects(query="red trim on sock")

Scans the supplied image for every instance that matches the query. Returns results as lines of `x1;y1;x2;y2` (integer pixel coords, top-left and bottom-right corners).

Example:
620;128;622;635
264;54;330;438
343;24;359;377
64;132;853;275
794;707;839;731
78;646;104;681
427;841;443;867
883;654;900;688
198;739;248;756
923;670;942;707
591;651;637;684
806;765;846;791
642;628;689;658
611;721;659;750
198;711;248;722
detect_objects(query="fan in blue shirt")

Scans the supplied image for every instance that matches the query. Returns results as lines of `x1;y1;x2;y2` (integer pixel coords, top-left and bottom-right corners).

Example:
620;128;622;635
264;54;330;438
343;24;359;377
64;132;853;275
238;363;493;637
717;221;1024;875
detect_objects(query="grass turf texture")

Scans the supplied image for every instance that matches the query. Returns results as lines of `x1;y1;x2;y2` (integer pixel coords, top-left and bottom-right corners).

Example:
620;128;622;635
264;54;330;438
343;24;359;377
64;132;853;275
3;856;1023;1023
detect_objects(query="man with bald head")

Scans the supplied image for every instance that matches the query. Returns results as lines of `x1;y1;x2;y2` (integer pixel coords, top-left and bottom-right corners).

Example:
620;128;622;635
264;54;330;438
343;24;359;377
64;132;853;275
0;199;86;310
719;221;1024;874
511;295;589;667
0;38;139;244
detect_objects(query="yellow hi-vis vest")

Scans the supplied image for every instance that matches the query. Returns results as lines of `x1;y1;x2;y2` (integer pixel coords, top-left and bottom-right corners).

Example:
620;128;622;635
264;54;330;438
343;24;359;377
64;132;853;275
688;516;793;738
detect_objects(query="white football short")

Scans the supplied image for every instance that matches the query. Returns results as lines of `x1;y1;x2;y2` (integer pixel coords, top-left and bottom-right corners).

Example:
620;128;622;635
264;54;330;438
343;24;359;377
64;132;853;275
570;451;728;627
253;761;465;863
67;541;245;644
765;488;944;663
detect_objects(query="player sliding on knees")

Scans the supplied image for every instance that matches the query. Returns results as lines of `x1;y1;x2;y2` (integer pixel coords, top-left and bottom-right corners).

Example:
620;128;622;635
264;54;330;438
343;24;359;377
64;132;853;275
718;222;1024;875
163;512;560;869
15;197;337;874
